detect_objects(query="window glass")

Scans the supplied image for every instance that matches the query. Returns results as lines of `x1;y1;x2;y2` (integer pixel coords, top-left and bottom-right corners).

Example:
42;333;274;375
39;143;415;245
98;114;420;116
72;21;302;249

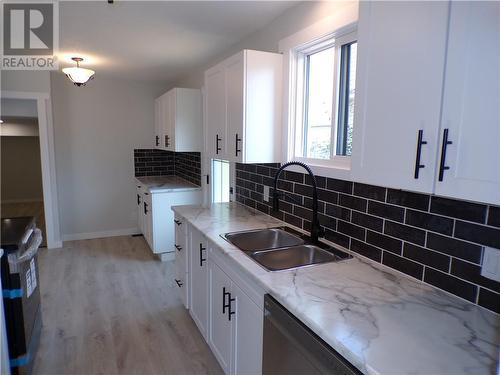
212;159;230;203
304;47;335;159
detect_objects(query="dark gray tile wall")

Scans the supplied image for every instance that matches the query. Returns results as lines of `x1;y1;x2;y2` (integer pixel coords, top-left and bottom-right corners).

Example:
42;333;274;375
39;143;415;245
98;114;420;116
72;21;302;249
134;149;201;186
175;152;202;186
235;162;500;314
134;149;174;177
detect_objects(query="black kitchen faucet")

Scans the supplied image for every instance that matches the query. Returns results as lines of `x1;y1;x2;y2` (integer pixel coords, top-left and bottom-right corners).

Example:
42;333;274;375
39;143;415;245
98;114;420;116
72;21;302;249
272;161;325;243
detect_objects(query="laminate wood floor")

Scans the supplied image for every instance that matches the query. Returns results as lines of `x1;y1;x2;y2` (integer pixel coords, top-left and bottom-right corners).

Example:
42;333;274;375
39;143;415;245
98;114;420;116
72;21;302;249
33;235;223;375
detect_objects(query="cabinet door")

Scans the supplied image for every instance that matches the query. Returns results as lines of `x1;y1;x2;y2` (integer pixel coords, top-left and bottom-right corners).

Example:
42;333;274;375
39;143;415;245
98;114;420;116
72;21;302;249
208;261;232;374
205;64;227;158
435;2;500;205
136;185;143;234
174;216;187;271
351;1;449;193
154;98;162;148
160;91;174;151
166;90;176;151
231;283;263;375
225;52;245;162
174;259;188;308
143;194;153;250
189;228;209;340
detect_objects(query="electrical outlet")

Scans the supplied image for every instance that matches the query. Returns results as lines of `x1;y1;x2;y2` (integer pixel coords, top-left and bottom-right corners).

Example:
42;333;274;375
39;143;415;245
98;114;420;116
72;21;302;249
481;247;500;283
263;186;270;202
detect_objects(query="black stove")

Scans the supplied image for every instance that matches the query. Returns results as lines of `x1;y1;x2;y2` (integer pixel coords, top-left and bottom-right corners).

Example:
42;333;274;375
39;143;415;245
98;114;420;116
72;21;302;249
1;216;43;375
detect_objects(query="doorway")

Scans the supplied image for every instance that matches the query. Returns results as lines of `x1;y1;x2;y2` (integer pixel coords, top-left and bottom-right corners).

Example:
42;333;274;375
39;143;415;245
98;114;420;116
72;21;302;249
1;98;47;245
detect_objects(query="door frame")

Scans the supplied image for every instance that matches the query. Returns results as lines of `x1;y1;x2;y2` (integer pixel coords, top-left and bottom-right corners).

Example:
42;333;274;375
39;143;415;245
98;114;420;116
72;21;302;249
1;90;62;248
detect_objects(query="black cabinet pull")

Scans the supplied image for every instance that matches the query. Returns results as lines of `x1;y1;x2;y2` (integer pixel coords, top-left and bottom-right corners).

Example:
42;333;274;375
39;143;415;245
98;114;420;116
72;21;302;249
155;135;159;147
414;129;427;179
143;202;148;215
227;293;236;321
235;133;242;157
438;128;452;182
137;194;141;205
199;243;207;267
222;287;230;314
165;135;170;148
216;134;222;154
174;219;182;226
175;244;182;252
174;279;183;287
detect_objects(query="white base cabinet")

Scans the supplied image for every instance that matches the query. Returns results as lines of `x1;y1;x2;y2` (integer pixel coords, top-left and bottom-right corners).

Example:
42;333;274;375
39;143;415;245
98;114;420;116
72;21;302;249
174;221;265;375
189;227;209;340
136;182;201;259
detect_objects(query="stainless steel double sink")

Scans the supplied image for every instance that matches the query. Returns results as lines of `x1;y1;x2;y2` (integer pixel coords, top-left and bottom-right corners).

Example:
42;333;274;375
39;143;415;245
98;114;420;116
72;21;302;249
221;227;351;271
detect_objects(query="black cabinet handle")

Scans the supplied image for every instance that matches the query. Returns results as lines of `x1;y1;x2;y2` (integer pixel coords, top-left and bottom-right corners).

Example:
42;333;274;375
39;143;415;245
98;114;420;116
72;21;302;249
143;202;148;215
222;287;230;314
414;129;427;179
174;219;182;226
227;293;236;321
174;279;183;287
235;133;242;157
175;244;182;252
165;135;170;148
137;194;141;205
199;243;207;267
438;128;452;182
216;134;222;154
155;135;159;147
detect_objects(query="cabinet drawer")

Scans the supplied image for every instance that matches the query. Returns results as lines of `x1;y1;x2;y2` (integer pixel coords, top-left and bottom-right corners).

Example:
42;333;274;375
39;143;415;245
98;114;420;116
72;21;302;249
174;263;188;309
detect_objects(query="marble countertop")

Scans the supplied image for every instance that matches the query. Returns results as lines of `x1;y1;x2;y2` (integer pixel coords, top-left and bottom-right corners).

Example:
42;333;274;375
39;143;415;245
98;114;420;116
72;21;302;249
135;176;201;193
172;202;500;375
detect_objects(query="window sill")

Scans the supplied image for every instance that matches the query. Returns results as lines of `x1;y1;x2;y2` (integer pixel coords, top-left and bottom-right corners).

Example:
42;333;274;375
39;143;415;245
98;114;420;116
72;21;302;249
286;157;352;181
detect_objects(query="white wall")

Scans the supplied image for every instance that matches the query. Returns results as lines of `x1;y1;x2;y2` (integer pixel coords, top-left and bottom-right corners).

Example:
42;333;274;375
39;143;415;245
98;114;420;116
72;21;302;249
51;73;163;239
1;136;44;202
175;1;356;88
0;71;51;93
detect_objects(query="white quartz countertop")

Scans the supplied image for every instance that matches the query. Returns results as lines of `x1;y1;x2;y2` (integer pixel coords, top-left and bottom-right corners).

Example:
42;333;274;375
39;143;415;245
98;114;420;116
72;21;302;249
135;176;201;193
172;202;500;375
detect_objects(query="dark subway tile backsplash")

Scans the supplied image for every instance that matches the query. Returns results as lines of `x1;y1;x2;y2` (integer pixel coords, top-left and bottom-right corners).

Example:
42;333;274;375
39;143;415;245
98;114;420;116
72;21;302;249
235;162;500;314
134;149;201;186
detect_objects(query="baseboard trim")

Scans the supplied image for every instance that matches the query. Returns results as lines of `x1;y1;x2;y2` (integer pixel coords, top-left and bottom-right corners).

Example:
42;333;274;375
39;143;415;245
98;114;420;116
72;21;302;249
62;228;140;242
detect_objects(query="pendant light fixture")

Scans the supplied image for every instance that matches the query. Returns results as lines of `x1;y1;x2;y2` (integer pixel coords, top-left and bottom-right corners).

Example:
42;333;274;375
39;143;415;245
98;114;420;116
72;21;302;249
62;57;95;86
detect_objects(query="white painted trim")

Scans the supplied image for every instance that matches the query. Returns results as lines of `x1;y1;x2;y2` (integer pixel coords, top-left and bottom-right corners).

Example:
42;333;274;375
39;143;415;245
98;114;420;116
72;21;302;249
278;3;359;180
1;90;62;249
62;227;140;242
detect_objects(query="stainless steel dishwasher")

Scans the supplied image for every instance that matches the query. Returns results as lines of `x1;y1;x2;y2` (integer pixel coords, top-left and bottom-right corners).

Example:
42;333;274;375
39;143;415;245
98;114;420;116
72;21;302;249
263;295;361;375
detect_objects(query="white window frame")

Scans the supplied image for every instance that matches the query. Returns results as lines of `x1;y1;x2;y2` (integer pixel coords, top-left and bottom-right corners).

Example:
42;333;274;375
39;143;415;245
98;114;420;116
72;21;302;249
279;3;358;179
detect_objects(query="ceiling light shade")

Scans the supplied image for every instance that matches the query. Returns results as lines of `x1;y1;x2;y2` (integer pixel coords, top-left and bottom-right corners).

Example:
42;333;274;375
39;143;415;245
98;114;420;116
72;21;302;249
62;57;95;86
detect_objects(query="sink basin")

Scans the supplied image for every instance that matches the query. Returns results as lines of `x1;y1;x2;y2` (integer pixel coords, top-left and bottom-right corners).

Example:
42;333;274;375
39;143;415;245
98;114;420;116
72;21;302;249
250;245;351;271
222;228;305;252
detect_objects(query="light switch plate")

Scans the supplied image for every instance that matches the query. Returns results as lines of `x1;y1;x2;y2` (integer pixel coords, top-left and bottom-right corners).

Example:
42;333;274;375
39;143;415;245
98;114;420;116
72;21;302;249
481;247;500;282
263;186;270;202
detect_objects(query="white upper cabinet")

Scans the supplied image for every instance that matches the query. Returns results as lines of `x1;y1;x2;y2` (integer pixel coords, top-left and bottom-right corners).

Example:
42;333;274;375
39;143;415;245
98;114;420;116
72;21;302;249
204;49;282;163
154;88;202;152
434;1;500;205
352;1;449;193
205;65;227;158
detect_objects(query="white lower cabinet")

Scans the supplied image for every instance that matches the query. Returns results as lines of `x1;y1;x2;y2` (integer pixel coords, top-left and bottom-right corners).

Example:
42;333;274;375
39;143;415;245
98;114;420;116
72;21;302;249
189;228;209;340
208;260;233;374
175;222;264;375
136;182;201;259
231;281;263;375
208;251;263;375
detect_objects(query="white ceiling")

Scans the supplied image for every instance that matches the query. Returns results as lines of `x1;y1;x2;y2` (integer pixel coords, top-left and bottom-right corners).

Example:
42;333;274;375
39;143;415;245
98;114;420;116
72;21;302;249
58;1;298;84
